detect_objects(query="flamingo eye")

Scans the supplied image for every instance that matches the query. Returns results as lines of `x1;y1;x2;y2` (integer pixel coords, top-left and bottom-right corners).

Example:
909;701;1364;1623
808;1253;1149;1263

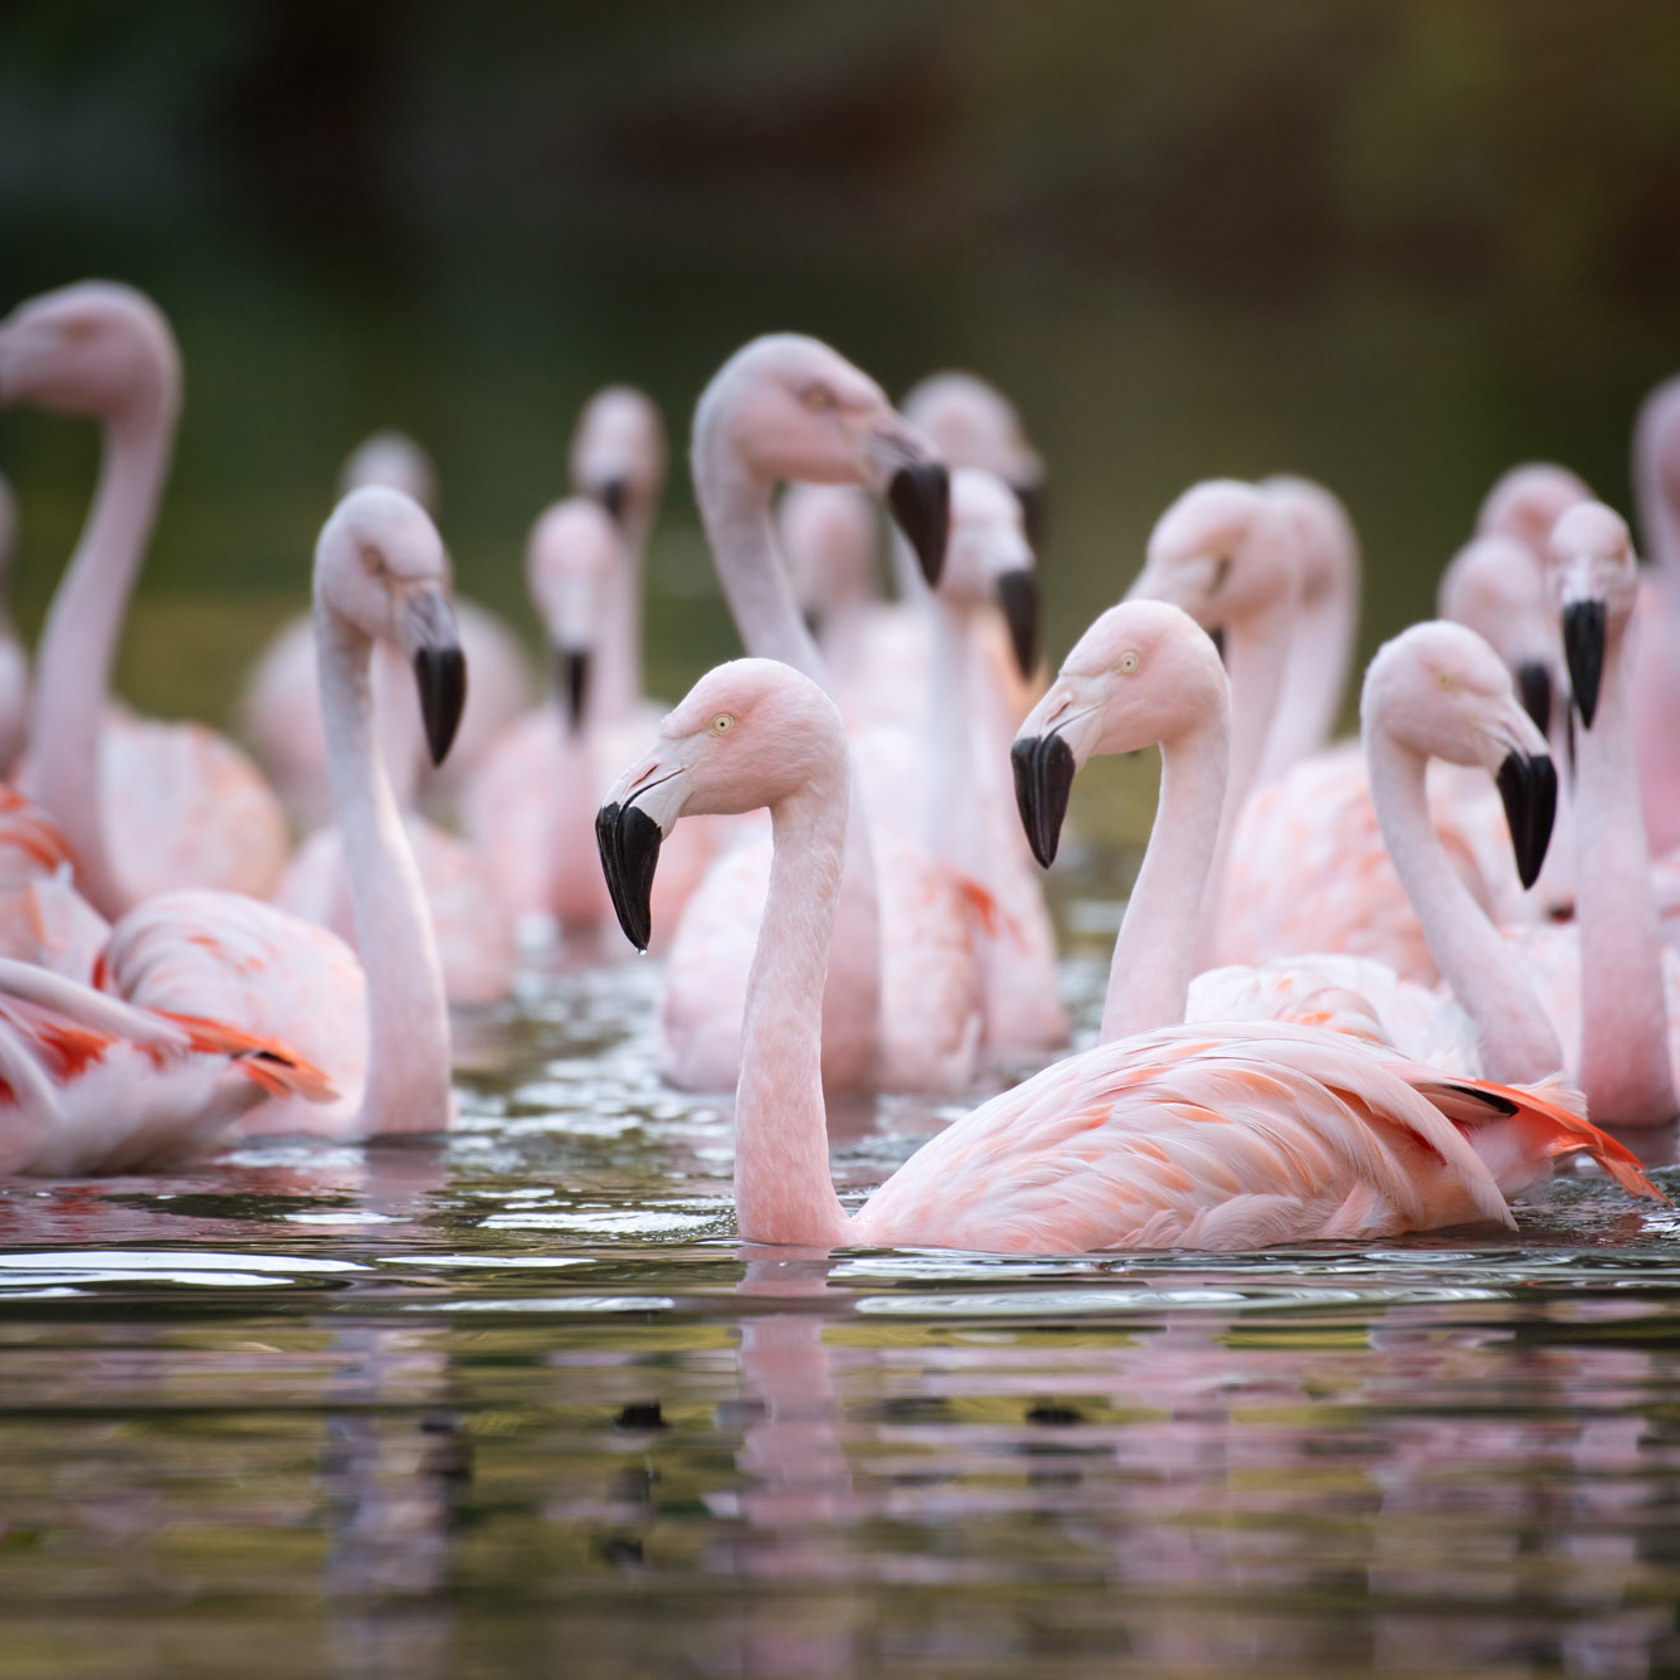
801;384;836;414
1118;651;1141;674
359;545;387;579
1436;669;1455;692
711;713;736;735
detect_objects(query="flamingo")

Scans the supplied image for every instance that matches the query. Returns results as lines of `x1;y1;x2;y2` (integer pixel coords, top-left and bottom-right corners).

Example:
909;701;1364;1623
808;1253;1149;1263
0;955;335;1175
241;430;533;827
1629;377;1680;856
461;497;719;943
0;472;28;776
852;466;1066;1056
596;655;1658;1252
0;281;290;912
647;334;989;1096
1130;479;1535;981
0;487;464;1141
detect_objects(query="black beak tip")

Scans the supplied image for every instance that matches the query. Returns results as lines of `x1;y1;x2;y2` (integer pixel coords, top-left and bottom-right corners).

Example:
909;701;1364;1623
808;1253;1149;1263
1514;661;1553;738
1496;750;1558;892
413;646;467;767
1011;733;1076;870
595;800;661;952
996;569;1040;680
887;462;950;588
560;649;590;735
1562;599;1606;731
1012;479;1048;554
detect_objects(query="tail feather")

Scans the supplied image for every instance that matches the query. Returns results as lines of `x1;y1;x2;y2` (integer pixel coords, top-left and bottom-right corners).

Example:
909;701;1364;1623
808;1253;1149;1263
1411;1069;1666;1203
156;1012;339;1105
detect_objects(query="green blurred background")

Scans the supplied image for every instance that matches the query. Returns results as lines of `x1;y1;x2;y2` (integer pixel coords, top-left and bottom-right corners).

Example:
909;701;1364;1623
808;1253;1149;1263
3;0;1679;759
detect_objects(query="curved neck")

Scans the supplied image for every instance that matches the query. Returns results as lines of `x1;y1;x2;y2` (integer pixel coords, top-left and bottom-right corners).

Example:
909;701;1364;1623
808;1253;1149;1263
734;772;851;1246
692;425;827;684
1259;570;1357;782
27;400;174;917
1573;630;1676;1122
1199;597;1291;964
1366;728;1563;1082
316;603;452;1135
1101;713;1229;1042
597;540;643;724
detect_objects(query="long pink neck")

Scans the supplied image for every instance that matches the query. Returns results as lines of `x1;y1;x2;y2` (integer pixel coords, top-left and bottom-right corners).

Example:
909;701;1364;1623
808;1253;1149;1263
28;399;174;917
734;773;851;1246
1366;727;1563;1082
693;428;881;1080
316;603;452;1135
1198;595;1291;964
597;529;644;725
549;718;603;920
1635;416;1680;592
1101;713;1229;1042
1573;628;1676;1122
924;600;982;878
1259;567;1356;782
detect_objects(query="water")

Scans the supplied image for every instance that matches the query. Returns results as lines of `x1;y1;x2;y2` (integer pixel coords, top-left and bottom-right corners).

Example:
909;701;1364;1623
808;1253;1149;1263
3;935;1678;1680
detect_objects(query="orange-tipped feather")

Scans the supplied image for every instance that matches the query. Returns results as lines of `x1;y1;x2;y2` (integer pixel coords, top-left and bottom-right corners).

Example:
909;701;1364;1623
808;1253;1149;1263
157;1012;339;1104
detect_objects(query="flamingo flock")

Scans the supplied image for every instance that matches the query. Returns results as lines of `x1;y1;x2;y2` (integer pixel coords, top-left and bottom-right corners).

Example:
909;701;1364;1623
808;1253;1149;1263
0;273;1672;1254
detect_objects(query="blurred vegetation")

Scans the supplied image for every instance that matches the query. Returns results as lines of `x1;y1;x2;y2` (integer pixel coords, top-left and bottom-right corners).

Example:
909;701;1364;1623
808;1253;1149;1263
2;0;1680;746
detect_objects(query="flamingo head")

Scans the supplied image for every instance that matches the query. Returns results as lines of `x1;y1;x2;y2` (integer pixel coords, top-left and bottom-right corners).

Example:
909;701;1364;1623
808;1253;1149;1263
1361;621;1557;890
1128;479;1297;632
1546;500;1639;731
943;468;1040;678
0;281;179;423
902;369;1047;548
1261;475;1359;608
596;660;844;951
315;486;467;767
1438;534;1562;737
1477;463;1593;561
338;430;438;513
696;335;949;586
526;497;624;736
1010;601;1226;869
570;384;668;534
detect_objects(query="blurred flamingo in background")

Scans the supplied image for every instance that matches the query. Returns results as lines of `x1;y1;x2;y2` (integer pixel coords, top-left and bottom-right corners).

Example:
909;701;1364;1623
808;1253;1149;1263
597;654;1657;1252
1629;377;1680;856
241;429;532;826
0;281;290;912
0;471;29;776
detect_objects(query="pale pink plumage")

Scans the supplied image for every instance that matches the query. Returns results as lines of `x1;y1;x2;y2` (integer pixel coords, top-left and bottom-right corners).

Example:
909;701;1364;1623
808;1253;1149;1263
0;955;334;1175
0;282;290;915
0;472;30;776
599;656;1659;1255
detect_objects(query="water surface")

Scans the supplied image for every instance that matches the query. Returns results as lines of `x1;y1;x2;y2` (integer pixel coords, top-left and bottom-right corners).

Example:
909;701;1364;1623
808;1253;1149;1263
2;934;1678;1680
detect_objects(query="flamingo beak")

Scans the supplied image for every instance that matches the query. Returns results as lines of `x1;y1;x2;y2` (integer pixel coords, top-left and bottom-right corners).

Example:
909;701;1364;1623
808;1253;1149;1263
559;648;590;735
596;799;662;952
1495;750;1558;891
595;476;630;527
887;461;950;589
596;761;687;952
1012;478;1048;553
1562;600;1606;729
1011;732;1076;868
402;588;467;766
996;569;1040;679
1514;660;1553;736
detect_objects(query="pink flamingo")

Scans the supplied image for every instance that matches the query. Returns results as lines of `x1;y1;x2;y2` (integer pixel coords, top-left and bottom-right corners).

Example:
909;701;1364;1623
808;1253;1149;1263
0;487;463;1140
1477;462;1594;556
0;472;28;776
0;281;290;913
241;430;533;827
0;955;335;1175
597;654;1657;1251
650;334;987;1095
852;466;1065;1056
1629;377;1680;855
461;497;718;943
1130;479;1532;981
